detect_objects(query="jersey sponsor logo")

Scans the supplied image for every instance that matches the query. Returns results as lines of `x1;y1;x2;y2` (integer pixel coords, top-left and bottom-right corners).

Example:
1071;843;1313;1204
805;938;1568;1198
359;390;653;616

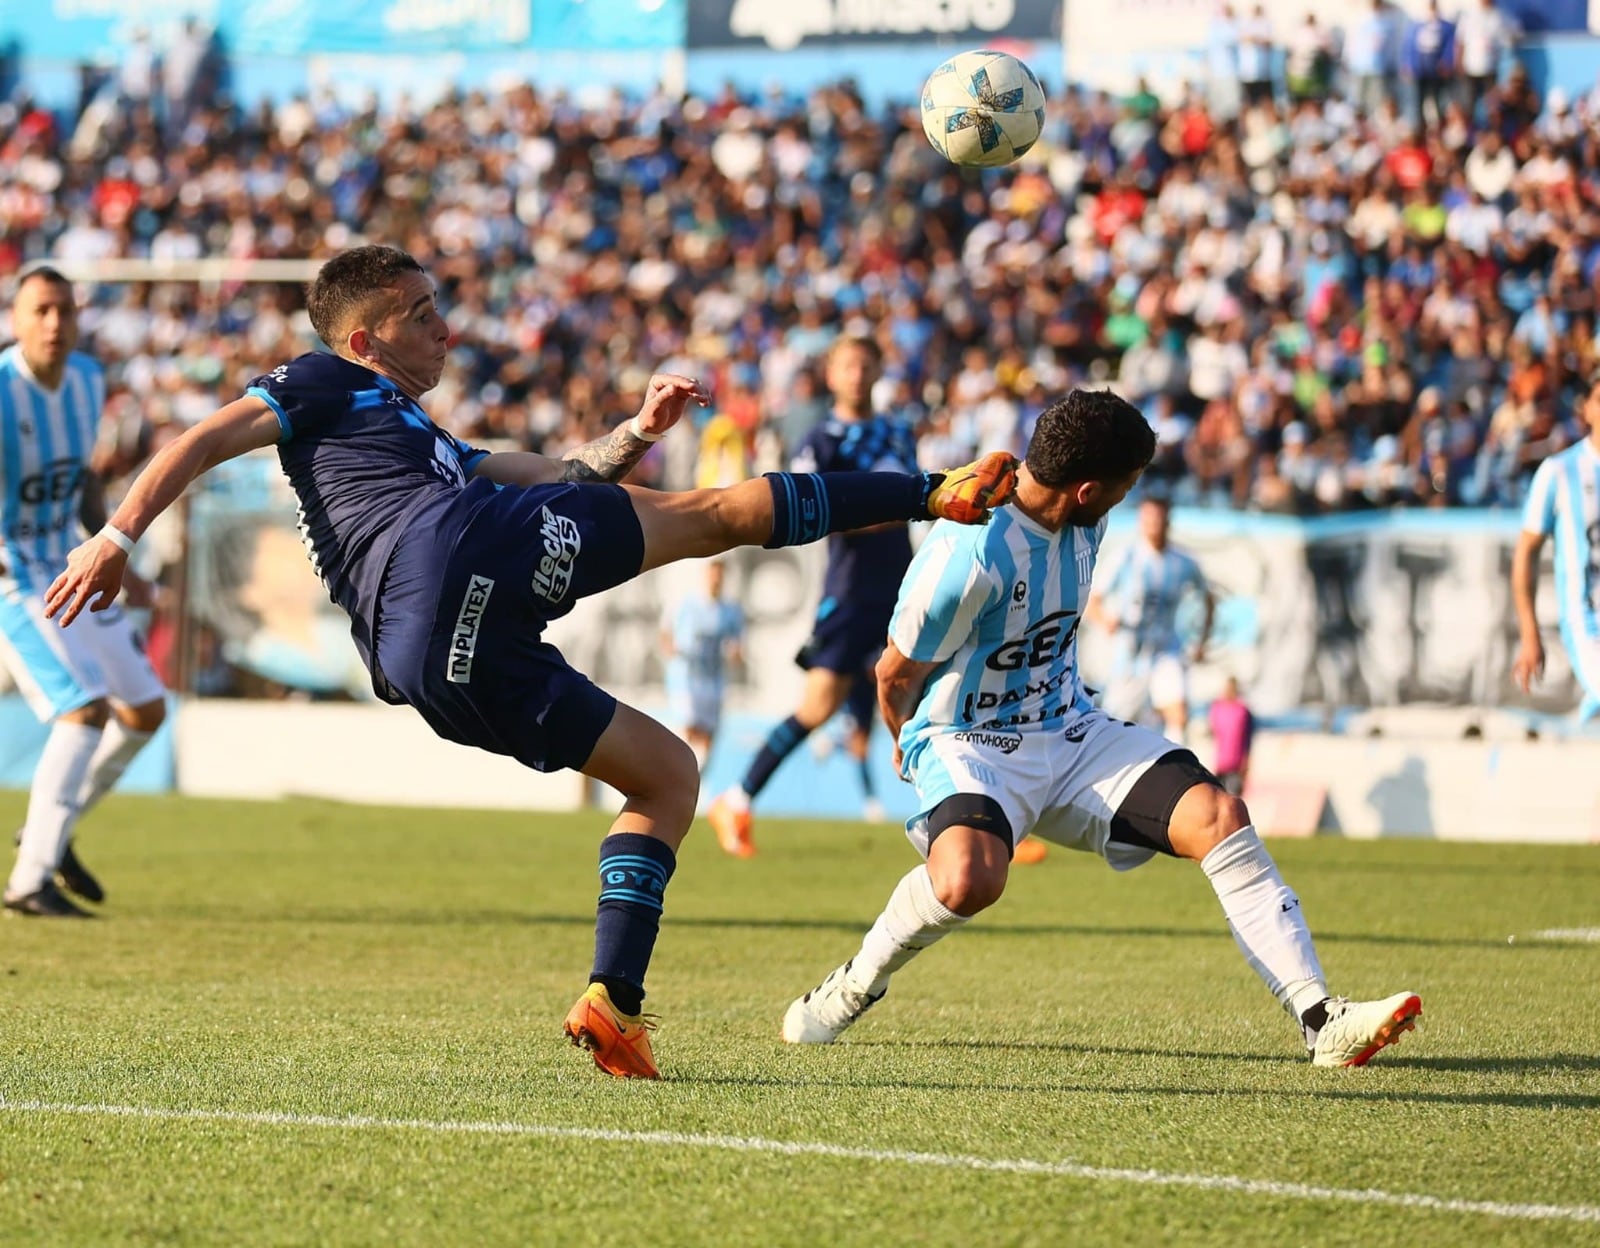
446;574;495;684
5;510;75;543
960;664;1076;724
952;729;1022;755
532;506;582;605
16;459;86;506
984;609;1079;672
1062;719;1090;743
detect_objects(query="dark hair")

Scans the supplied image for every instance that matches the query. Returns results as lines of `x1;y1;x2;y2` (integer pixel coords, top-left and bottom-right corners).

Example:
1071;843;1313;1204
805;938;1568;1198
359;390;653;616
14;264;71;299
1025;389;1156;487
305;245;424;347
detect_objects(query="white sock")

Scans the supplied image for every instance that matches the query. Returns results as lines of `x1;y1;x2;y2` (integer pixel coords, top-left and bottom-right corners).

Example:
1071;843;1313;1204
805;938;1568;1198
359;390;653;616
77;721;154;816
1200;825;1328;1020
9;722;102;897
722;786;751;814
848;865;970;995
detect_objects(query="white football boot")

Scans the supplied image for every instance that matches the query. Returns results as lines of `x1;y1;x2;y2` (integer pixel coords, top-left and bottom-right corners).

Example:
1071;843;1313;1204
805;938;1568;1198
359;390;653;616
781;961;885;1044
1310;992;1423;1067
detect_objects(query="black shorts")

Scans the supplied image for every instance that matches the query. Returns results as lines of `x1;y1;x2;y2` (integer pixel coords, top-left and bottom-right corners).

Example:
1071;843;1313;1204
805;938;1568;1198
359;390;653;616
796;597;892;677
374;479;644;773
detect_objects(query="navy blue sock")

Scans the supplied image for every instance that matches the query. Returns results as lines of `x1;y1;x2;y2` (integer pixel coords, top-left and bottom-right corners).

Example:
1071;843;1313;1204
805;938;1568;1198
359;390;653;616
590;833;677;1015
763;471;934;548
741;714;809;799
857;755;876;801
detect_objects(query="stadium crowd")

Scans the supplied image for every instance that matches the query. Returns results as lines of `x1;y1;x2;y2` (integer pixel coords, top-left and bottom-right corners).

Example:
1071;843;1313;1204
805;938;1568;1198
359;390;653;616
0;1;1595;518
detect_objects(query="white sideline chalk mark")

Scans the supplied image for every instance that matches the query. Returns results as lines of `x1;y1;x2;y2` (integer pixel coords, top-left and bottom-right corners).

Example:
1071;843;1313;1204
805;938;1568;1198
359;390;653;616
1;1099;1597;1225
1529;928;1600;943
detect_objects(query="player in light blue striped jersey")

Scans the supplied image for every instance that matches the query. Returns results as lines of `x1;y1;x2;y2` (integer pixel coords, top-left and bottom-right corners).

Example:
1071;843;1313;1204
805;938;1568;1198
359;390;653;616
782;389;1423;1068
0;266;167;917
1513;380;1600;715
1087;493;1214;744
660;559;744;767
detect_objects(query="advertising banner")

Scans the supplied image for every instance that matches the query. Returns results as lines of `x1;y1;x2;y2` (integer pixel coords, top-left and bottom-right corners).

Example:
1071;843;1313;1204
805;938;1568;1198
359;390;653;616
10;0;682;63
686;0;1060;52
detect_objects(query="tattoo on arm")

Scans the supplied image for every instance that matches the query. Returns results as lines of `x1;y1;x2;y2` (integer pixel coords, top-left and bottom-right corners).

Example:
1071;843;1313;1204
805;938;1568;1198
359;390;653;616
558;423;652;484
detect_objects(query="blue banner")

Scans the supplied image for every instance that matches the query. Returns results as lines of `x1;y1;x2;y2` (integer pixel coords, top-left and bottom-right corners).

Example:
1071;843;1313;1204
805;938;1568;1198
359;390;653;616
7;0;684;61
1501;0;1590;35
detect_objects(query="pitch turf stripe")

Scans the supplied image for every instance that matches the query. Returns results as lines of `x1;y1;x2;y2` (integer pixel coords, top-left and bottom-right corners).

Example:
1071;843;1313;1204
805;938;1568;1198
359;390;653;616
2;1099;1596;1225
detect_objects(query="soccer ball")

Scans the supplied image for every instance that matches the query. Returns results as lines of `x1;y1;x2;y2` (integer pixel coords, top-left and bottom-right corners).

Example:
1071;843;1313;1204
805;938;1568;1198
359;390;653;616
920;49;1047;169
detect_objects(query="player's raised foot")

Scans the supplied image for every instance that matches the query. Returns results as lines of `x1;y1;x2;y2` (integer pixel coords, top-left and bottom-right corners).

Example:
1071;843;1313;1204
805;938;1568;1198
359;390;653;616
1310;992;1422;1068
563;983;660;1079
707;794;756;858
57;843;105;904
926;451;1019;525
1012;837;1049;866
862;797;887;824
3;880;94;919
782;960;884;1044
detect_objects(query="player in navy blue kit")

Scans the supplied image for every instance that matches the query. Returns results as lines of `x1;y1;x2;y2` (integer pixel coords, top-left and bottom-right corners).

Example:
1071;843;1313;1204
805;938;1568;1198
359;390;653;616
708;337;919;855
44;246;1018;1079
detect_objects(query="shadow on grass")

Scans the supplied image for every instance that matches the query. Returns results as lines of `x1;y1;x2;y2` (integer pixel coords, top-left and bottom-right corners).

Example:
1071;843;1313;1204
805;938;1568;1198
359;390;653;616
669;1068;1600;1110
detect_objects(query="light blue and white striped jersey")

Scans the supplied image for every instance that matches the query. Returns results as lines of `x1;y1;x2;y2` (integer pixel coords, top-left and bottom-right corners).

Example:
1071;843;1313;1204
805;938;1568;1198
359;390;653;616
890;509;1103;767
666;594;744;685
0;345;104;592
1099;540;1207;656
1522;439;1600;641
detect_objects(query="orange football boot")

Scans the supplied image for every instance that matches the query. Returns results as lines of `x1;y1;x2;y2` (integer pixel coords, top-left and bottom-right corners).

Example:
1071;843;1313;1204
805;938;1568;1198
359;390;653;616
1012;837;1049;866
563;983;660;1079
926;451;1020;525
707;795;756;858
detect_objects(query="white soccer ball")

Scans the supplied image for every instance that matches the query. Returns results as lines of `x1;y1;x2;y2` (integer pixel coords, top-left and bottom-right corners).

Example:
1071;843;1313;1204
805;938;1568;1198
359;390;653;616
920;49;1047;169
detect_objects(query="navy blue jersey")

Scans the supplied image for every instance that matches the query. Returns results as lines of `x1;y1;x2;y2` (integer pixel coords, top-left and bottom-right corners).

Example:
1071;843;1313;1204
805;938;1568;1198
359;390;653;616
245;352;488;681
791;416;918;607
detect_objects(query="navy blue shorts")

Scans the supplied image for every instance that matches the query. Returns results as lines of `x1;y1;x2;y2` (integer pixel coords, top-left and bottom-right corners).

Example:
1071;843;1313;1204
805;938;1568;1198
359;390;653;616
796;596;892;679
374;479;644;773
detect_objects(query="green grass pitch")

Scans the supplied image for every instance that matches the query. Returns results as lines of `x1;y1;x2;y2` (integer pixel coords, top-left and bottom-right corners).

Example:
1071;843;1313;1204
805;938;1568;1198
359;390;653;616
0;792;1596;1247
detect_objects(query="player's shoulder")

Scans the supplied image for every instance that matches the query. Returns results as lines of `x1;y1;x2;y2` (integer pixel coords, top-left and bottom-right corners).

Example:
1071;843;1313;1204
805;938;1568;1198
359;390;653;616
65;350;104;382
248;350;369;397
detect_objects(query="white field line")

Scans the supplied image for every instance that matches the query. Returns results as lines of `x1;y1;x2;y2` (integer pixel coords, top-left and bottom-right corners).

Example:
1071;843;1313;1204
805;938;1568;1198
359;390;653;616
1;1098;1597;1225
1529;928;1600;942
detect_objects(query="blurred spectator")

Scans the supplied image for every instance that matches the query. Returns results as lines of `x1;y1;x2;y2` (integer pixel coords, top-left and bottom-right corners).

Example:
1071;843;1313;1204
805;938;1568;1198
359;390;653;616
1237;4;1277;108
1455;0;1520;122
1403;1;1457;128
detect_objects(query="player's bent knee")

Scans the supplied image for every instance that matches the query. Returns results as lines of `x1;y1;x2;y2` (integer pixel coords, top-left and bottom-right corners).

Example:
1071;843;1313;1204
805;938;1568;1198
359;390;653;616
1168;783;1250;860
924;794;1013;915
927;852;1008;915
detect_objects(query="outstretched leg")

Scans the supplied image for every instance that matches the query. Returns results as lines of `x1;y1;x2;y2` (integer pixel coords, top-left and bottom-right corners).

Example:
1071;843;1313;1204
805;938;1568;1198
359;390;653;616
1167;779;1421;1066
625;452;1016;573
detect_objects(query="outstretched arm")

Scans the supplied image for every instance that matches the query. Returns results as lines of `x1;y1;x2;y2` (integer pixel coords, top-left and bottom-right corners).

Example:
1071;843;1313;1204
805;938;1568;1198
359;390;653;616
46;396;281;625
472;373;709;488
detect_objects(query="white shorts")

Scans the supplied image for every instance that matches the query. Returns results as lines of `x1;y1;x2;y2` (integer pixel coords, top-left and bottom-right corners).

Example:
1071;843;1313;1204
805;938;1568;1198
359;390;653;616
1567;632;1600;720
666;669;725;735
0;585;165;721
903;710;1183;871
1104;651;1188;721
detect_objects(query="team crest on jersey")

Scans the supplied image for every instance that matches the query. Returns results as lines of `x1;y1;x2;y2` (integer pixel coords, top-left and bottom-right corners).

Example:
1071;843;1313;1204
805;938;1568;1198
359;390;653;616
532;507;582;605
446;575;495;683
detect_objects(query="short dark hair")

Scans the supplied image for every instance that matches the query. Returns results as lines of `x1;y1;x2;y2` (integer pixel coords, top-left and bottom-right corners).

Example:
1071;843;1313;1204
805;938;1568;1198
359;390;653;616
14;264;71;301
305;245;424;347
1025;389;1156;488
